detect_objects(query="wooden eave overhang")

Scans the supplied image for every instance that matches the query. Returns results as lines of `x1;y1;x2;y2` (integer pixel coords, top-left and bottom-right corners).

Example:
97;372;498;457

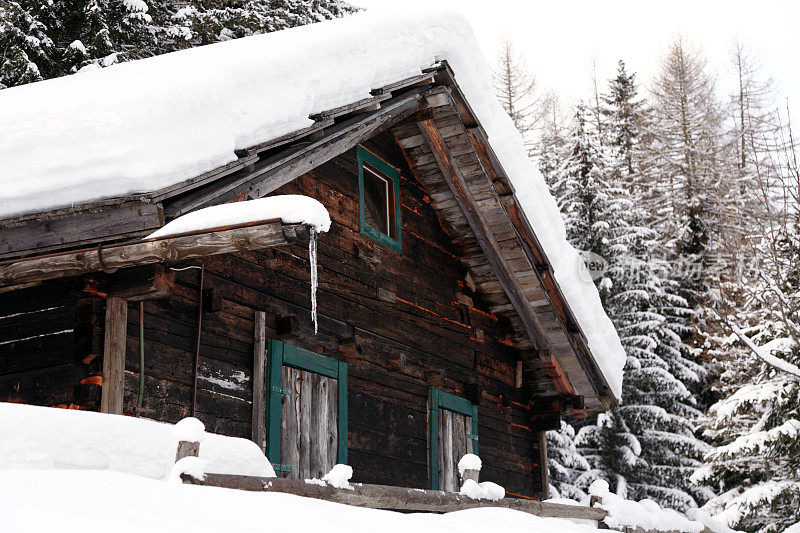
0;64;616;413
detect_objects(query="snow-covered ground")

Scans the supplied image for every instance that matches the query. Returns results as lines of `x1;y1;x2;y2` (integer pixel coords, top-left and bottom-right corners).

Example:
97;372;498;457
0;403;600;533
0;402;274;479
0;403;734;533
0;469;603;533
0;10;625;398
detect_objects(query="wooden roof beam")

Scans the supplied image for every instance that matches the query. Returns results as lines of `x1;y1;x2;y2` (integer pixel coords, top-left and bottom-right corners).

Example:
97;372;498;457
0;220;307;287
465;127;615;405
417;119;555;357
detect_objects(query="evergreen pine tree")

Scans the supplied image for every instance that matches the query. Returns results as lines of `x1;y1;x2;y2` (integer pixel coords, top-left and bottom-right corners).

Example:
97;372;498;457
694;106;800;533
646;39;727;306
541;64;710;511
547;420;592;501
0;1;56;88
168;0;359;46
493;39;541;147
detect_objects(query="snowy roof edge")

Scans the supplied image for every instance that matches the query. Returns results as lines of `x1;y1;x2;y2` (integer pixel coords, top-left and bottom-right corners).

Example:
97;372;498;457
434;63;619;404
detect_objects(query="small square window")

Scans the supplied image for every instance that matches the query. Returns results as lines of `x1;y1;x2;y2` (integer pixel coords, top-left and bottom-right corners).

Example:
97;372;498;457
358;146;402;253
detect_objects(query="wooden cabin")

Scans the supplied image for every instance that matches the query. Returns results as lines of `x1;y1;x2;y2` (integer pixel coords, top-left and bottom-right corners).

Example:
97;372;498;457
0;19;622;501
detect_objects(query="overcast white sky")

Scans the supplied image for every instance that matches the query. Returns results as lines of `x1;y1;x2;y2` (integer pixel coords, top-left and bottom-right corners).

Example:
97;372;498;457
352;0;799;124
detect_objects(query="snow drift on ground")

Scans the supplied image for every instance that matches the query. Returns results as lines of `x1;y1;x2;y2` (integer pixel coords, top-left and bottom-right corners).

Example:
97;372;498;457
0;403;275;479
0;9;625;397
0;469;603;533
147;195;331;238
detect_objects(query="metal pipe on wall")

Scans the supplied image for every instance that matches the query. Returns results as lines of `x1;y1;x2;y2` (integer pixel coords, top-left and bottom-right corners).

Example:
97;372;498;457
191;263;205;417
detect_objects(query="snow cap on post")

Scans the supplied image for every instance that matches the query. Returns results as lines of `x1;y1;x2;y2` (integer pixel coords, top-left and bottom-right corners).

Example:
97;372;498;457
322;464;353;489
173;417;206;444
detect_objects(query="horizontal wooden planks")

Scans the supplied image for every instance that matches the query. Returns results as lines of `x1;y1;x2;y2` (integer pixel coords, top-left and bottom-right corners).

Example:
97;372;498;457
0;201;162;260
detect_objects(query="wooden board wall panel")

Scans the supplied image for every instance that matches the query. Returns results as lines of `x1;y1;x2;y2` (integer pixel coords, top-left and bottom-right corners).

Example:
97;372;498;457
281;366;301;477
0;363;87;406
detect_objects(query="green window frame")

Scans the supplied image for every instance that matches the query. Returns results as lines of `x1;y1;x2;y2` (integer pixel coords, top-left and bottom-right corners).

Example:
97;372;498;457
266;340;348;472
429;386;479;490
357;145;402;253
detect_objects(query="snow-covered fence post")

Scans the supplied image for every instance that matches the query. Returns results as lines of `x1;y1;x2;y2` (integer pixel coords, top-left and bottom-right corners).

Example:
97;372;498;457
173;417;205;460
458;454;481;486
175;440;200;462
589;492;609;529
169;418;207;483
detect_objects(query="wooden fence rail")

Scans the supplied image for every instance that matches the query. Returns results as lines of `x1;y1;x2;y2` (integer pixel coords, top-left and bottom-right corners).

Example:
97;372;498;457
181;472;608;521
175;408;711;533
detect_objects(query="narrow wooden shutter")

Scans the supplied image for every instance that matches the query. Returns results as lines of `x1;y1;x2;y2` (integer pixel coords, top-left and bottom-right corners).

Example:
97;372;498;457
437;409;473;492
279;367;339;479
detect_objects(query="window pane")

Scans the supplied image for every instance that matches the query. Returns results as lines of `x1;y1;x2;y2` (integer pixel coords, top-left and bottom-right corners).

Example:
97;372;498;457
363;163;390;235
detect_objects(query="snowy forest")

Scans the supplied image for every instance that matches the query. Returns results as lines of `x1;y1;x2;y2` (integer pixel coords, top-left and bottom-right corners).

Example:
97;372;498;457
499;40;800;533
1;2;798;532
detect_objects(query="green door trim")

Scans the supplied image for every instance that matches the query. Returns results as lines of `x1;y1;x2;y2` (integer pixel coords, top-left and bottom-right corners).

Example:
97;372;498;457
429;386;479;490
266;339;348;471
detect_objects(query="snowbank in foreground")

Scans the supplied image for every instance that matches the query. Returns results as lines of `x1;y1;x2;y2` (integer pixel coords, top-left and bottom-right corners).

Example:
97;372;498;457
0;9;625;398
0;470;599;533
0;403;275;479
147;195;331;238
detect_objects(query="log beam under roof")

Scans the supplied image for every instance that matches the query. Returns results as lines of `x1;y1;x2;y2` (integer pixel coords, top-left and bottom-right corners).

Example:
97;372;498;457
0;220;309;288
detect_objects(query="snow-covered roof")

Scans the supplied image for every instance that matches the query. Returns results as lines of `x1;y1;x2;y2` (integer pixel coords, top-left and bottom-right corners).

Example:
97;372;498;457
0;10;626;399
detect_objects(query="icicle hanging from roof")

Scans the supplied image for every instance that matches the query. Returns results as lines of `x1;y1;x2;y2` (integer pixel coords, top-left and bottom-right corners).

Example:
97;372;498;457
309;229;318;334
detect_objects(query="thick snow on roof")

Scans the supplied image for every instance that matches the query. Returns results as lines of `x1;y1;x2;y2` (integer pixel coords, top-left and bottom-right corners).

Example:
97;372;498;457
0;10;625;397
0;403;274;479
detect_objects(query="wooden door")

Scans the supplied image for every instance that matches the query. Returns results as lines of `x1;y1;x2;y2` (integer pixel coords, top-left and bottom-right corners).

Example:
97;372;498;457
279;366;338;479
437;408;473;492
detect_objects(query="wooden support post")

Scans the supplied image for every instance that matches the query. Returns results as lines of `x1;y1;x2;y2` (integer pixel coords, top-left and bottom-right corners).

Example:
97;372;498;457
538;431;549;500
100;297;127;414
252;311;267;452
175;440;200;462
460;468;479;486
590;495;609;529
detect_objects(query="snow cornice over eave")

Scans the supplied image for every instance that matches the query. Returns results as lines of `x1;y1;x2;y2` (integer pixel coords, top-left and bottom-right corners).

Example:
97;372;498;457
0;9;626;400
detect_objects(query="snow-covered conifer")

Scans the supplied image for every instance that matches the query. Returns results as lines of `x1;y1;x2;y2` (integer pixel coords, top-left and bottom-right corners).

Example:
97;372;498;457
541;64;709;511
547;420;593;501
0;1;55;88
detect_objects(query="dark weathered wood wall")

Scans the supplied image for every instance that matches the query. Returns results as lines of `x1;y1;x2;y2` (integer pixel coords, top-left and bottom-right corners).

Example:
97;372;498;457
0;280;104;409
0;131;545;498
